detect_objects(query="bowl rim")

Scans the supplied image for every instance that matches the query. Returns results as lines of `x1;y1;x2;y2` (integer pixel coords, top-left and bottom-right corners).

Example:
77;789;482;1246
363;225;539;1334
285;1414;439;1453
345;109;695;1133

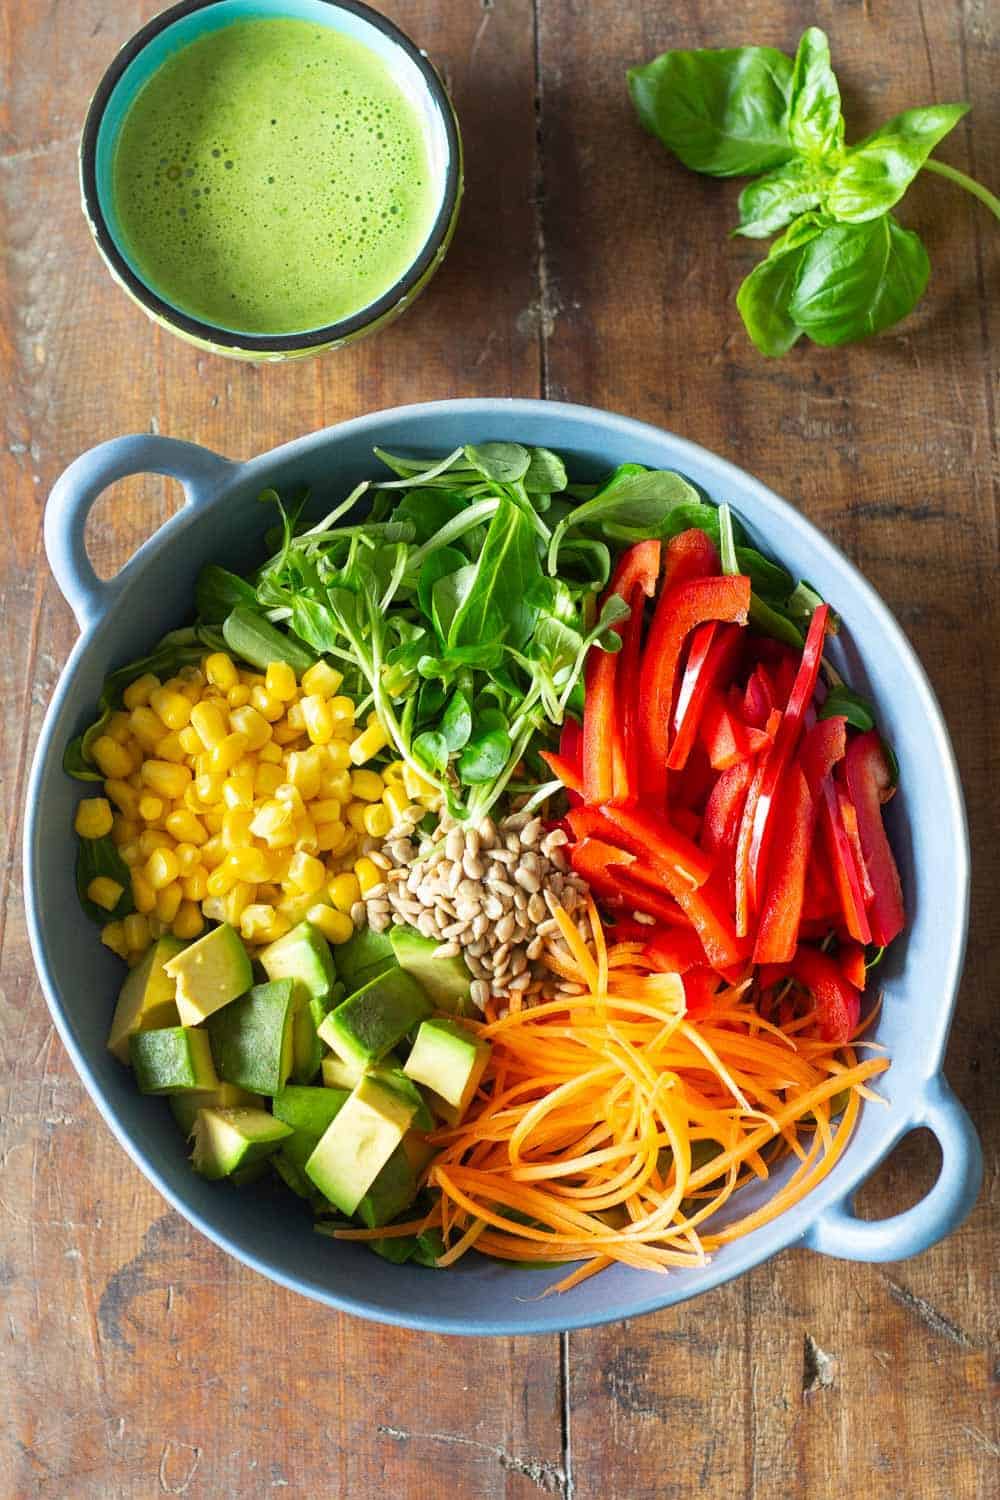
79;0;462;351
25;398;973;1333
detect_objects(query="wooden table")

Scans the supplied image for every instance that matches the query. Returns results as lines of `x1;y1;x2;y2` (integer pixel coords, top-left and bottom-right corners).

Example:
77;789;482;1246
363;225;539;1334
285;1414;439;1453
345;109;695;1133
2;2;997;1495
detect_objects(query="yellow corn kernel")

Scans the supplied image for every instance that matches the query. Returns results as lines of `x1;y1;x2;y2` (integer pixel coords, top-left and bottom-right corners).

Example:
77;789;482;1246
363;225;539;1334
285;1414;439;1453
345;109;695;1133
104;779;139;819
209;732;250;775
136;828;174;860
294;820;319;855
286;748;322;800
309;797;342;824
220;776;253;812
172;901;204;940
227;684;252;709
256;882;282;905
354;856;382;896
327;695;355;732
223;846;272;884
123;912;151;952
301;660;344;698
127;706;165;753
193;771;226;806
164;808;208;847
382;784;412;824
156;732;189;765
145;847;180;890
111;815;139;848
205;652;239;691
284;702;304;730
239;669;265;687
140;760;192;800
228;705;270;752
118;841;141;868
287;850;326;894
206;863;239;898
137;794;164;824
74;797;114;840
177;664;205;697
249;799;293;841
300;694;334;744
130;870;156;914
307;904;354;945
100;920;129;958
328;872;361;913
154;882;183;923
322;739;352;772
199;896;226;924
200;834;226;869
172;842;201;876
276;887;318;923
147;916;165;940
349;722;389;766
383;759;406;786
87;875;124;912
103;711;131;746
123;673;160;711
257;740;283;765
254;763;284;797
190;700;228;750
320;767;353;803
126;771;143;791
402;763;438;801
270;721;304;747
274;781;306;816
149;687;192;731
349;769;384;803
346;802;368;834
91;735;133;780
223;881;255;926
177;726;201;756
202;807;225;835
264;660;297;702
221;808;254;849
182;867;209;902
249;685;284;723
240;905;291;944
316;820;349;854
362;803;392;839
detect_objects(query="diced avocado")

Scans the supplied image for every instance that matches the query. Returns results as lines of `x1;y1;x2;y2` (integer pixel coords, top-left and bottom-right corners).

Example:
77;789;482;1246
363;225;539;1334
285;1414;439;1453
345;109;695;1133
164;923;252;1026
319;968;433;1069
273;1135;326;1202
401;1131;437;1179
391;925;475;1016
259;921;336;1004
272;1084;350;1136
371;1065;435;1132
206;978;296;1095
190;1106;292;1181
107;935;186;1063
170;1082;263;1136
321;1054;365;1090
403;1018;490;1125
357;1142;417;1228
305;1074;417;1216
129;1026;218;1095
333;926;396;994
229;1159;271;1187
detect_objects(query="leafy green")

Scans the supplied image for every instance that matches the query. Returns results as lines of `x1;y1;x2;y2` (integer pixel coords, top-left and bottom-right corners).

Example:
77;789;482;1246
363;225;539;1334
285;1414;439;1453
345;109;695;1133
76;835;134;923
450;498;543;650
629;27;997;355
547;468;700;573
819;684;876;732
523;447;568;496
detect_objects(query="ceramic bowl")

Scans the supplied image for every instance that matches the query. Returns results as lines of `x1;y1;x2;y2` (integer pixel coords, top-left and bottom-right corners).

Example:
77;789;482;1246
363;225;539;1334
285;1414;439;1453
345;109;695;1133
26;399;981;1334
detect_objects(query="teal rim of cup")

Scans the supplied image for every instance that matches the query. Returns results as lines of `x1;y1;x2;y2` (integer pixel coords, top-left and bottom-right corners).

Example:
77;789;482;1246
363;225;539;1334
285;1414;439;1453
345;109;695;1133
80;0;462;351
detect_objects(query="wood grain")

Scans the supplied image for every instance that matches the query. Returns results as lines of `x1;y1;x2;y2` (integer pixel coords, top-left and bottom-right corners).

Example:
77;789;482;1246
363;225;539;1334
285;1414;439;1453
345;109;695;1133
1;1;997;1496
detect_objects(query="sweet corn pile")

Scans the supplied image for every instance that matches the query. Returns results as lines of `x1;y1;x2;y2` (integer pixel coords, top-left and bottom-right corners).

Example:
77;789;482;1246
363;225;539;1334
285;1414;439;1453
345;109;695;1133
73;653;442;964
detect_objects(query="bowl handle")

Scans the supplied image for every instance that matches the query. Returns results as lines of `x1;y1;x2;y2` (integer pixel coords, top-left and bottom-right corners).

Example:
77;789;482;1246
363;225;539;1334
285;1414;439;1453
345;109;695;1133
803;1076;982;1262
44;435;235;628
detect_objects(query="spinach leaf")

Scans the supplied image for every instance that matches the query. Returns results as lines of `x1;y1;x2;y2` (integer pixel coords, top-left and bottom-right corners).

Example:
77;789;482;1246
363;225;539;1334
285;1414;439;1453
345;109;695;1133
463;442;531;485
735;546;793;598
787;27;843;160
628;45;796;177
413;730;450;777
788;215;930;345
418;545;466;622
736;158;824;239
748;594;804;648
825;103;969;222
196;564;258;623
820;684;876;731
458;709;512;785
440;690;473;752
524;447;569;495
393;488;468;544
450;498;543;651
77;835;134;923
548;469;700;572
432;563;479;643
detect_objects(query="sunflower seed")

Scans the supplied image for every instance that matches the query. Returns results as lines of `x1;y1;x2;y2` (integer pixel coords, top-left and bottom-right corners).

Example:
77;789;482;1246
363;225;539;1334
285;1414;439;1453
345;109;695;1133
433;940;460;959
526;936;544;961
470;979;489;1009
350;901;367;926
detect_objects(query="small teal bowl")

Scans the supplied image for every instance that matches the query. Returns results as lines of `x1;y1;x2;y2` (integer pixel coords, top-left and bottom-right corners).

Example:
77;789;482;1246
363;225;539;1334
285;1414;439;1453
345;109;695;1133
26;400;981;1334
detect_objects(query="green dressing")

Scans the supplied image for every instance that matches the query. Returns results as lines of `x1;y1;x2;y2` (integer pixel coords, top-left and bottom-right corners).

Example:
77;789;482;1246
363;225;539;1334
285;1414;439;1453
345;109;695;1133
112;18;438;334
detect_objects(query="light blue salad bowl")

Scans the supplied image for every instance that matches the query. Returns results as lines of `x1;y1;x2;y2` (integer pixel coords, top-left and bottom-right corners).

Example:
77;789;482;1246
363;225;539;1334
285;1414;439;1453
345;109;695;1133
25;399;982;1334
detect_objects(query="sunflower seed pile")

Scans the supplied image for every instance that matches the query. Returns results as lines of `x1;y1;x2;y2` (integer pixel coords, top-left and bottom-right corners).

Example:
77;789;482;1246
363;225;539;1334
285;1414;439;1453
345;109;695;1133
354;807;590;1010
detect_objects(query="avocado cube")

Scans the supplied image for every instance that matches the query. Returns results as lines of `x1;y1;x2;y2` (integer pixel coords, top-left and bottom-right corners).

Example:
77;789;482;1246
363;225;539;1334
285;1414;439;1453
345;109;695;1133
390;925;475;1016
305;1074;418;1216
273;1136;323;1201
107;935;185;1063
370;1065;435;1132
170;1082;264;1137
190;1106;293;1181
130;1026;218;1095
206;978;296;1096
401;1130;437;1179
291;988;343;1084
319;968;433;1069
321;1054;365;1090
164;923;252;1026
272;1084;350;1136
403;1018;490;1125
332;926;396;995
357;1142;417;1228
259;920;336;1004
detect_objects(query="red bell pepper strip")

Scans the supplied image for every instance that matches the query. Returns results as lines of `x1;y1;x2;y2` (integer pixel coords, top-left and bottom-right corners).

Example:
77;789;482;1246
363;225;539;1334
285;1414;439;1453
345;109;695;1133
799;716;846;796
560;717;582;765
671;742;716;814
818;781;873;944
598;803;714;889
788;945;861;1044
662;529;719;592
800;850;839;921
639;574;751;806
752;765;814;964
682;966;719;1018
699;693;773;770
742;665;775;729
844;730;905;946
568;839;688;927
539;750;583;796
837;789;875;905
618;582;648;798
742;604;830;916
702;760;752;859
667;623;743;771
839;941;867;990
582;540;660;804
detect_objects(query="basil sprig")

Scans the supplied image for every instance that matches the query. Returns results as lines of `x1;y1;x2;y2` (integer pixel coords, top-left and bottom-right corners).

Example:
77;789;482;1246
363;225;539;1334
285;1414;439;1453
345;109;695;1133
629;27;998;355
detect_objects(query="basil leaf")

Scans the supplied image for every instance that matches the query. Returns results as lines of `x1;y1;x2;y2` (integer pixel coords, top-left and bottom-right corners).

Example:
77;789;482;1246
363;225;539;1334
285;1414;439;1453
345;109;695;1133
77;835;134;923
788;27;843;159
788;215;930;345
737;234;813;357
523;447;568;496
417;545;466;623
463;442;530;484
736;158;824;239
819;685;876;732
413;730;449;777
440;690;473;752
450;499;543;651
826;103;969;222
628;45;796;177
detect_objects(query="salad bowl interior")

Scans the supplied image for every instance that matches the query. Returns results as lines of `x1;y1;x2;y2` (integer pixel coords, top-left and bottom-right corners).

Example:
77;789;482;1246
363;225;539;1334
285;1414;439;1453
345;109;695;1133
26;399;978;1334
